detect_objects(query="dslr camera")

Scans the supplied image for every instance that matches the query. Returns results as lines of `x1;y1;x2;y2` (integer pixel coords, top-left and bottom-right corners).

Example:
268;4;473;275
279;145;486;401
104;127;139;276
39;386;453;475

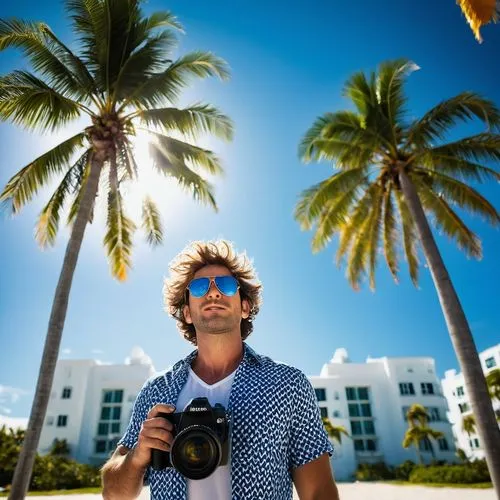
151;397;230;480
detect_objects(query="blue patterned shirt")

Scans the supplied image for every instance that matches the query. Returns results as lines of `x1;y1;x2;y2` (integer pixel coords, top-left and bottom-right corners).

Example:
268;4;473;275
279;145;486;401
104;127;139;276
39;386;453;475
118;343;334;499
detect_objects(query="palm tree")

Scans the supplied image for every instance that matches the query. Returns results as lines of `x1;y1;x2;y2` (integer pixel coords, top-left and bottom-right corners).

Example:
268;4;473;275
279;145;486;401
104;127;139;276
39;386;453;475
405;404;430;428
462;413;477;436
487;368;500;401
295;59;500;495
322;417;350;445
456;447;470;463
0;1;233;497
402;425;444;465
456;0;499;42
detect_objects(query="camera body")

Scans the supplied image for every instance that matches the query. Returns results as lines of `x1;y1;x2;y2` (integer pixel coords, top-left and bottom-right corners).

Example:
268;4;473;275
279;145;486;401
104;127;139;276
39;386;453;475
151;397;230;480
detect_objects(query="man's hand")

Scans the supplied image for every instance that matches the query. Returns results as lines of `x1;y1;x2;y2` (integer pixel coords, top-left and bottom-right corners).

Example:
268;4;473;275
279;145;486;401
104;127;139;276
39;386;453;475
130;403;176;469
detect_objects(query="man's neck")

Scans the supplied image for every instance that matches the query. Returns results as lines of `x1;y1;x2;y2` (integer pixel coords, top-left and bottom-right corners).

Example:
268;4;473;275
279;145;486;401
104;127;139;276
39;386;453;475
191;334;244;385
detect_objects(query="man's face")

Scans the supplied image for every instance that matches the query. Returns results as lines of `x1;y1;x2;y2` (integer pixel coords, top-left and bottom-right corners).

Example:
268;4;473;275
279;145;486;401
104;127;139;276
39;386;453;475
183;265;250;336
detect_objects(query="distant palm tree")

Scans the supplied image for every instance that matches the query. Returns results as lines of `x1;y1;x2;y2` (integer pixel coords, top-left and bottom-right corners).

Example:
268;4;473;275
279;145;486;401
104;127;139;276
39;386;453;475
462;413;477;436
456;0;499;42
486;368;500;401
0;1;232;497
322;417;350;445
403;404;444;464
405;404;430;428
456;447;470;463
296;59;500;494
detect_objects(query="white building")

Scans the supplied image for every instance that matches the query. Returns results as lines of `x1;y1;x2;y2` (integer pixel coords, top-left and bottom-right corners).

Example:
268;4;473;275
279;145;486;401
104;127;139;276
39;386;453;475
309;348;456;481
39;345;456;479
38;347;155;465
441;343;500;460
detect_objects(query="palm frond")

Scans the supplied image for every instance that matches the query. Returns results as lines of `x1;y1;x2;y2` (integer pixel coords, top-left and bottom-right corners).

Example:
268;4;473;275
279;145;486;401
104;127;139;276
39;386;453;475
0;70;83;132
35;149;91;247
141;195;163;245
336;183;379;267
419;151;500;184
382;183;399;282
366;186;385;290
428;133;500;164
408;93;500;145
394;189;419;286
417;182;482;259
294;167;368;231
0;18;91;99
103;160;136;281
120;51;230;110
149;138;218;211
376;58;419;136
0;132;85;213
147;131;224;176
136;104;233;141
342;70;377;118
412;168;500;225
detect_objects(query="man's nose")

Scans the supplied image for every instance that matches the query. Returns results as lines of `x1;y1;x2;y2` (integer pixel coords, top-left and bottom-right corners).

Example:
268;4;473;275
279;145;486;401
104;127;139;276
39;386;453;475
206;279;221;299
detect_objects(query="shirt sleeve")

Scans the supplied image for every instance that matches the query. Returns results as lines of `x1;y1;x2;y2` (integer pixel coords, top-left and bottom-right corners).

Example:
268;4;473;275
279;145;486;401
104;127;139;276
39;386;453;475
288;370;335;469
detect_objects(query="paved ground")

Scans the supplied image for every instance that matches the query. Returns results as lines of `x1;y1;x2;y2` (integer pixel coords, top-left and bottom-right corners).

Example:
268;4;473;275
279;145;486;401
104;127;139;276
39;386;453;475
26;483;496;499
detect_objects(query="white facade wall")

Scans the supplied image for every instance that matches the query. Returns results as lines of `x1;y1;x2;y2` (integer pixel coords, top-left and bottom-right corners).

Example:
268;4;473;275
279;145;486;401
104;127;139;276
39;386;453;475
38;348;155;465
441;343;500;460
310;349;456;481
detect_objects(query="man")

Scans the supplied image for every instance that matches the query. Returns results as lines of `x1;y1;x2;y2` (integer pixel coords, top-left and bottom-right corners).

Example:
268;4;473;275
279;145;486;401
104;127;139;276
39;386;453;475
102;240;339;500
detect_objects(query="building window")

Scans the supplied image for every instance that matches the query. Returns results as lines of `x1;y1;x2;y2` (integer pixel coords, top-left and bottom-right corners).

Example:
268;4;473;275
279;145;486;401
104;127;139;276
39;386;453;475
363;420;375;435
61;386;72;399
456;386;464;397
407;368;414;373
333;410;341;418
346;387;356;400
98;389;123;441
319;407;328;418
350;421;363;435
57;415;68;427
459;402;470;413
474;438;480;448
399;383;415;396
421;383;435;395
357;388;369;400
354;439;365;451
485;357;496;369
315;388;326;401
428;407;441;422
360;404;372;417
46;416;54;426
402;406;409;421
419;439;433;451
95;437;120;455
334;391;340;400
348;404;360;417
366;439;376;451
438;438;449;451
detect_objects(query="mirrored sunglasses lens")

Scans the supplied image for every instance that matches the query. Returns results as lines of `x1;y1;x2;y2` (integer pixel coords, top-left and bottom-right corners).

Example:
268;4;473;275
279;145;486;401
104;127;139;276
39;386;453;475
188;278;210;297
215;276;238;296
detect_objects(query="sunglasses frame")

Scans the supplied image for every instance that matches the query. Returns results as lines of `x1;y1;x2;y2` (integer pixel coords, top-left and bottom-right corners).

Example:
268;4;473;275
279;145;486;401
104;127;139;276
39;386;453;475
186;275;240;299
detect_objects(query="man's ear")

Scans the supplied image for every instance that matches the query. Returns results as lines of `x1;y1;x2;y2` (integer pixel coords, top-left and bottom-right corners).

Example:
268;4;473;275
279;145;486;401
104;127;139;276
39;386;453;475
183;304;193;324
241;299;250;320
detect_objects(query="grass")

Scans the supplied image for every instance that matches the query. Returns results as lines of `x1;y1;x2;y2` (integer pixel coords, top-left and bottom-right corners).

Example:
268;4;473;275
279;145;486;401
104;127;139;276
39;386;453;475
0;487;102;496
381;480;493;489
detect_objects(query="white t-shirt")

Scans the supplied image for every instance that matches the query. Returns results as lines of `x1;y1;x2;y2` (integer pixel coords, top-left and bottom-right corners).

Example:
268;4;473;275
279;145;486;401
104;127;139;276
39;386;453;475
175;367;236;500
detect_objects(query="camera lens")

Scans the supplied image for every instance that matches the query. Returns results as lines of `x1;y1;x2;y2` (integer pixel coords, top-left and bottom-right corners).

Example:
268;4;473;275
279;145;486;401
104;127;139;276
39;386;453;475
171;427;222;480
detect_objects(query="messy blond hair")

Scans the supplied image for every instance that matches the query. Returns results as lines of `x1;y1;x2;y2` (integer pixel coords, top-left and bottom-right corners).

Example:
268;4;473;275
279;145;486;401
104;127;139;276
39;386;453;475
164;240;263;345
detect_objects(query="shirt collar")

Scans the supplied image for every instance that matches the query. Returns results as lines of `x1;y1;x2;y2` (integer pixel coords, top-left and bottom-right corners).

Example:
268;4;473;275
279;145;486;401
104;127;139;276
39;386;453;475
181;341;261;368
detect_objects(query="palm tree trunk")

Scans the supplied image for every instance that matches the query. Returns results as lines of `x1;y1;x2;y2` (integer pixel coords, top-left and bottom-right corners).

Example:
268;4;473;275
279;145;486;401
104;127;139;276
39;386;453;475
8;154;102;499
399;168;500;498
414;440;423;465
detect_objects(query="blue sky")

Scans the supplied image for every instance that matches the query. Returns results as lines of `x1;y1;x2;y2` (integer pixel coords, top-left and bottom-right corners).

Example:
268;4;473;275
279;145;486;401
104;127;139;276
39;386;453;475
0;0;499;420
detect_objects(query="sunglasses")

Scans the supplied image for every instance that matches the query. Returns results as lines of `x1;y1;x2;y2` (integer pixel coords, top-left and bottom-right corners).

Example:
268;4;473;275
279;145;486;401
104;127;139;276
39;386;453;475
187;276;240;298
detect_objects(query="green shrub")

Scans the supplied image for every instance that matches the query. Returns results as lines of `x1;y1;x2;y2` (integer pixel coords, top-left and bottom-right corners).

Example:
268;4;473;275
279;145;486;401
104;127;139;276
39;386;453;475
409;460;490;484
393;460;416;480
355;462;394;481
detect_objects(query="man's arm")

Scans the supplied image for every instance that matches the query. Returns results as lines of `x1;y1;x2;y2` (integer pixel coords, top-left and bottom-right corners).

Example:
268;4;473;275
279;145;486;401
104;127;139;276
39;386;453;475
101;445;147;500
101;403;175;500
292;453;340;500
